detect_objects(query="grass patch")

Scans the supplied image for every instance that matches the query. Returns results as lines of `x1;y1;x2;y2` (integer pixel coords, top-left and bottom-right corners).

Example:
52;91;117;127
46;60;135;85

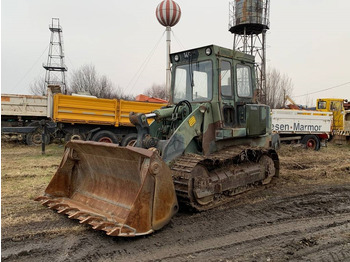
1;144;65;232
278;143;350;185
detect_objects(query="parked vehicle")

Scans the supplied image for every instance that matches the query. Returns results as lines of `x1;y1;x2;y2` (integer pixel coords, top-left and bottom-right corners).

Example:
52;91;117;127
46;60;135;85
36;44;279;237
271;98;350;149
1;87;166;145
316;98;350;144
1;92;54;145
271;109;332;150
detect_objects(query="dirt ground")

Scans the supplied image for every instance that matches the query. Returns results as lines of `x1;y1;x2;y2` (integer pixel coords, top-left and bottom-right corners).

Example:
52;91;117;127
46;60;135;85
1;141;350;262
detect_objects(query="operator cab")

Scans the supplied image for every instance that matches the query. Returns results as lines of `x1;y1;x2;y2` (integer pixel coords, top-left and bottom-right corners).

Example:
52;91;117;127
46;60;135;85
170;45;268;140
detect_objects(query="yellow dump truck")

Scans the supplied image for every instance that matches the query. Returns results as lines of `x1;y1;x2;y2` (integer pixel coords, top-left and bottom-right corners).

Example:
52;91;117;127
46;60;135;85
52;93;166;145
2;88;166;145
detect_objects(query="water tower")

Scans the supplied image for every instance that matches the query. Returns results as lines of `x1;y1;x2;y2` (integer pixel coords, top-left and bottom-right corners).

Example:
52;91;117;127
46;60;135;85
156;0;181;93
229;0;270;103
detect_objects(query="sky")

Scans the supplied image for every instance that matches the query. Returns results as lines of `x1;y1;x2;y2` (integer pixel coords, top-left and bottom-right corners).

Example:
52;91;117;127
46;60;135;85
1;0;350;106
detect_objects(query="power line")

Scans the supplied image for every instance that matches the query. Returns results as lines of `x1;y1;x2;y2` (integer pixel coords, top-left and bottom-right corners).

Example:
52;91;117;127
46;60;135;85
13;45;49;89
125;31;165;95
172;30;185;50
65;55;75;70
294;81;350;98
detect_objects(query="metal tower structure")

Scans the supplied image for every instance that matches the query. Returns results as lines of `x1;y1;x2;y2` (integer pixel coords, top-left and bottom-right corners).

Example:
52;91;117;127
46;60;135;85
43;18;67;94
229;0;270;103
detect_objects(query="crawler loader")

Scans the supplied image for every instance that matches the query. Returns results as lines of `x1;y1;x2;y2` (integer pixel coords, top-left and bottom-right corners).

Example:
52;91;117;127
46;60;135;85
36;45;279;237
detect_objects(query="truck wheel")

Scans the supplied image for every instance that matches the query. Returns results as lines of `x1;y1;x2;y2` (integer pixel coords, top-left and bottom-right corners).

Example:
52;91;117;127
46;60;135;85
121;133;137;146
92;130;118;144
26;129;50;146
65;133;86;142
301;135;320;151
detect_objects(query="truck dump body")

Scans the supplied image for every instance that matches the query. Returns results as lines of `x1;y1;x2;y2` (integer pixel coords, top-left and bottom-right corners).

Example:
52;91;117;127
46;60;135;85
53;94;166;127
1;94;48;118
271;109;332;134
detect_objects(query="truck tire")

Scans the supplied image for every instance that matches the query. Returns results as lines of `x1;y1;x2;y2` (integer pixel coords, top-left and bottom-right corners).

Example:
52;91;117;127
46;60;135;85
65;132;86;142
26;129;50;146
92;130;118;144
121;133;137;147
301;135;320;151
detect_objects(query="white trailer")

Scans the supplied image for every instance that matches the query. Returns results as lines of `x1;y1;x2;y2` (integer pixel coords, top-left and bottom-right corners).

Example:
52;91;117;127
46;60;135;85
1;88;57;145
1;94;48;120
271;109;333;150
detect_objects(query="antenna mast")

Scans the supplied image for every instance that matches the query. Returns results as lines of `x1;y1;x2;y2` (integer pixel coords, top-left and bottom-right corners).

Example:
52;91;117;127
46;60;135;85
43;18;68;94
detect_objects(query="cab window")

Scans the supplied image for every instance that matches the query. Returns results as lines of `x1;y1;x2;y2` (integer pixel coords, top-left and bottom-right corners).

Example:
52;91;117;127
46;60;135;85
236;64;252;98
318;101;327;109
221;60;232;97
173;60;213;102
330;101;342;111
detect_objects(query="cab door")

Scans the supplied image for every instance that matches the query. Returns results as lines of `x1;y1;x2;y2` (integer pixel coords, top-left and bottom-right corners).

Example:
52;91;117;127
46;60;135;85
219;59;235;127
330;100;344;130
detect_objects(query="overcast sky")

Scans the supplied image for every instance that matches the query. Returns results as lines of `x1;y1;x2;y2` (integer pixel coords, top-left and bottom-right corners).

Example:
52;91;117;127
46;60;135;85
1;0;350;106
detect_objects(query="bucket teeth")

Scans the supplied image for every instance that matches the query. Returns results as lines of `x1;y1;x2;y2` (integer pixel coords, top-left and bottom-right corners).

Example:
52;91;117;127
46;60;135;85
58;207;78;214
42;199;57;206
92;221;116;231
49;203;69;210
68;211;86;220
79;216;103;225
106;227;121;236
36;196;140;236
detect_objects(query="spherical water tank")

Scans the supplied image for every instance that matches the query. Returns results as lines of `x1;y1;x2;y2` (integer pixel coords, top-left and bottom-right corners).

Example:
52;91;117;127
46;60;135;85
156;0;181;27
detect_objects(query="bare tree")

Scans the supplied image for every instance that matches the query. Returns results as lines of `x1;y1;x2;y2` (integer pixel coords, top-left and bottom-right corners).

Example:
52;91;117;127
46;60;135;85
111;85;135;100
144;84;169;100
265;68;293;109
68;64;131;99
29;76;46;96
93;75;114;99
69;64;98;95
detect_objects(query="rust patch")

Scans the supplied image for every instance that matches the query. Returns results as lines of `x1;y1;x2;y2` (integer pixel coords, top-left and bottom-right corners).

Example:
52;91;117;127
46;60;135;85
202;121;221;155
1;96;10;102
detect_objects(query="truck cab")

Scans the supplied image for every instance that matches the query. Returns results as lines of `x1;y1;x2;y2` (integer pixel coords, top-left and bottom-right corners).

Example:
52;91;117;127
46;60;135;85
317;98;345;131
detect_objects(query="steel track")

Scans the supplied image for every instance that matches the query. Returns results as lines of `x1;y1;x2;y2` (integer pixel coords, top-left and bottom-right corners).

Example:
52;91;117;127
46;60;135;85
170;146;279;211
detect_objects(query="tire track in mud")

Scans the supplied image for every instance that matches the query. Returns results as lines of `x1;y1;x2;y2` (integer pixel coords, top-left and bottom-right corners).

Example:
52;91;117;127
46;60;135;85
113;214;350;261
2;185;350;261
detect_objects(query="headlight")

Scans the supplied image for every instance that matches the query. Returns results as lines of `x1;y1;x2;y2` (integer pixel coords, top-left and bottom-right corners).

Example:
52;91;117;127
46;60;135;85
205;47;212;56
174;54;180;62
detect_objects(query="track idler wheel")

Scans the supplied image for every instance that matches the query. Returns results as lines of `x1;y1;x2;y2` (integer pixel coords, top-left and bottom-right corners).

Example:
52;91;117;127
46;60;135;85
259;154;276;185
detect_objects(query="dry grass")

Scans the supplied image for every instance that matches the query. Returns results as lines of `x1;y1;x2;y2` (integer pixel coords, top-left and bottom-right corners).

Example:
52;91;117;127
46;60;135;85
278;142;350;185
1;143;65;229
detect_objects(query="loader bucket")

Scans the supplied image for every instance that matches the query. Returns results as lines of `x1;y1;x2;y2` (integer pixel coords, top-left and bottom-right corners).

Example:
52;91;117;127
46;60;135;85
35;140;178;237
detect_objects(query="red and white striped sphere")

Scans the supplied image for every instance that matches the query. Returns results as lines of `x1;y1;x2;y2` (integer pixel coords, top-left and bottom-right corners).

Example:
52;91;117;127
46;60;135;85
156;0;181;27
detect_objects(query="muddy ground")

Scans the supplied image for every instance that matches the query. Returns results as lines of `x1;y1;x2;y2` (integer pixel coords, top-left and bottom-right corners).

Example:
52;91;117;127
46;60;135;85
1;141;350;261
